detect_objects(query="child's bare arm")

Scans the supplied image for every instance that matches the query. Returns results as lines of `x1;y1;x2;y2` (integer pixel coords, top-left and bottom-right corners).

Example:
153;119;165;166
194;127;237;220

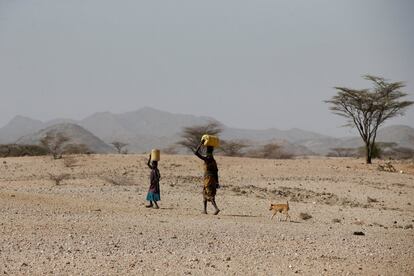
194;141;207;161
147;154;153;169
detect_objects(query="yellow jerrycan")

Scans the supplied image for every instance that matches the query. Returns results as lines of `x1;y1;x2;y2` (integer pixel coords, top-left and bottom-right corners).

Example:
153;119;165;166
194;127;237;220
151;149;160;161
201;134;220;148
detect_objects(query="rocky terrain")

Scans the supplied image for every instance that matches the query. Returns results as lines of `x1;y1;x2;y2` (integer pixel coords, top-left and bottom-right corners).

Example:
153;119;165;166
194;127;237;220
0;154;413;275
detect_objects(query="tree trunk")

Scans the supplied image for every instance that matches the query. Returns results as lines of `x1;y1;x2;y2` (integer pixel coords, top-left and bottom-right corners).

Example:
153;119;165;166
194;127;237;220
365;142;372;164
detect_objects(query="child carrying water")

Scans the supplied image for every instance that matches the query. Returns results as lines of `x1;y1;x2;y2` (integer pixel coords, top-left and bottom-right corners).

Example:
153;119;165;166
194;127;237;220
145;153;161;209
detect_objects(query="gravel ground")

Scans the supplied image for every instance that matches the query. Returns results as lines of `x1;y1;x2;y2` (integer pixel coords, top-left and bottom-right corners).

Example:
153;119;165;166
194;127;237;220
0;154;413;275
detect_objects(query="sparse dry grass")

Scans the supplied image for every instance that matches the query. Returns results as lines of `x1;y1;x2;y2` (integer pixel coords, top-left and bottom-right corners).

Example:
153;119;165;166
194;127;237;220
48;173;70;185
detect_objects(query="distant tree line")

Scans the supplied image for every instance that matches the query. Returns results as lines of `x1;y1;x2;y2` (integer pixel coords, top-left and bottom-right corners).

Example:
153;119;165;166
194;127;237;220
176;122;294;159
176;121;414;160
327;142;414;160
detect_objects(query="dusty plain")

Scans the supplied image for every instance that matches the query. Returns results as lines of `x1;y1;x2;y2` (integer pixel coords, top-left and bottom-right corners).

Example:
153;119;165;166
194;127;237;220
0;154;413;275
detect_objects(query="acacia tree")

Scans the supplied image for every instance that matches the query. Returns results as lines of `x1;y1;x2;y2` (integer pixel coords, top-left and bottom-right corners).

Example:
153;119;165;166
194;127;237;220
40;132;70;159
111;141;128;154
325;75;413;164
177;121;222;153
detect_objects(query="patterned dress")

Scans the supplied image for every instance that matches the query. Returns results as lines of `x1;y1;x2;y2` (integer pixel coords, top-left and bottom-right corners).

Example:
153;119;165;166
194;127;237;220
146;168;161;202
203;157;218;201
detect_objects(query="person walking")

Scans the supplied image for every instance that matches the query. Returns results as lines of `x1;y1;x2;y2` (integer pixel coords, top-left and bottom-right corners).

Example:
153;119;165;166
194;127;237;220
145;154;161;209
194;139;220;215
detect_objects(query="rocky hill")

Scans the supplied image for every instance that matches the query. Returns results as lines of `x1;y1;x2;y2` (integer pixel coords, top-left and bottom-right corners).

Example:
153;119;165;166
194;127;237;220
0;116;44;144
16;123;115;154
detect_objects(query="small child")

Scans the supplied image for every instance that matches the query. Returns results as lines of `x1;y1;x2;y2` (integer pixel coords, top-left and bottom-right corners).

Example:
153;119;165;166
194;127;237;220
145;154;161;209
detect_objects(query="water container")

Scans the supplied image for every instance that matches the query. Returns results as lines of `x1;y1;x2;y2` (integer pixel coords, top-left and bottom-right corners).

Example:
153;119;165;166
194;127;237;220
151;149;160;161
201;135;220;148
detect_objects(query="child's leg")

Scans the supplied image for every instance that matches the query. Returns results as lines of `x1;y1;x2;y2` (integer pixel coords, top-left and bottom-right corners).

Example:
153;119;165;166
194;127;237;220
202;199;207;214
145;201;153;208
153;201;159;209
211;199;220;215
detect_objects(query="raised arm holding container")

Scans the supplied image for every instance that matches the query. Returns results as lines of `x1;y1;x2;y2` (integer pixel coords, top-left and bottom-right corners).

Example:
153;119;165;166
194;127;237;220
194;137;220;215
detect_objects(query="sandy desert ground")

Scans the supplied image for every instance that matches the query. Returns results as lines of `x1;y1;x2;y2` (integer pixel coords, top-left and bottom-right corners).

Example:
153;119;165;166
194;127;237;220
0;154;413;275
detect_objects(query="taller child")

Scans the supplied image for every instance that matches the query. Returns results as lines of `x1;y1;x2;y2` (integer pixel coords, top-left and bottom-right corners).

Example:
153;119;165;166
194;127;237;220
194;141;220;215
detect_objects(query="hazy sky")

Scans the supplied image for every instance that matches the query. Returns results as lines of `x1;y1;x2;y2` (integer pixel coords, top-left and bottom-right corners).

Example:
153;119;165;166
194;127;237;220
0;0;413;137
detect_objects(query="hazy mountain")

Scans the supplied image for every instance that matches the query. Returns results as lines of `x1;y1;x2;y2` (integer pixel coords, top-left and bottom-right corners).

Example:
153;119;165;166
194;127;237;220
338;125;414;149
0;108;216;152
262;139;315;156
115;107;216;137
296;137;343;155
298;125;414;155
44;118;77;127
79;107;215;138
1;107;413;155
375;125;414;148
77;107;217;152
221;127;330;143
79;112;132;141
16;123;115;154
0;115;44;143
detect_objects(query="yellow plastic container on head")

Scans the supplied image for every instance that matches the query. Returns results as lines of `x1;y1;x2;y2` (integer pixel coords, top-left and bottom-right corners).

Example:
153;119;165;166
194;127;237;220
151;149;160;161
201;135;220;148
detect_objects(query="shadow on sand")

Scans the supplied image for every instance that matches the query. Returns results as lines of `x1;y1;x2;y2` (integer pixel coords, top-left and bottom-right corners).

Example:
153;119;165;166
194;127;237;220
223;214;263;218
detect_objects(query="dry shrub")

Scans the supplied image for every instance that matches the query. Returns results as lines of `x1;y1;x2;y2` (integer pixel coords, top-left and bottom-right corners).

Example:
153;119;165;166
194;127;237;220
299;212;312;220
63;155;78;168
49;173;70;185
326;147;357;157
246;143;294;159
0;144;48;157
219;139;249;157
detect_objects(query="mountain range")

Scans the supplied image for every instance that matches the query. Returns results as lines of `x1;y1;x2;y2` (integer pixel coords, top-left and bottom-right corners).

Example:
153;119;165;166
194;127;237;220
0;107;413;155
